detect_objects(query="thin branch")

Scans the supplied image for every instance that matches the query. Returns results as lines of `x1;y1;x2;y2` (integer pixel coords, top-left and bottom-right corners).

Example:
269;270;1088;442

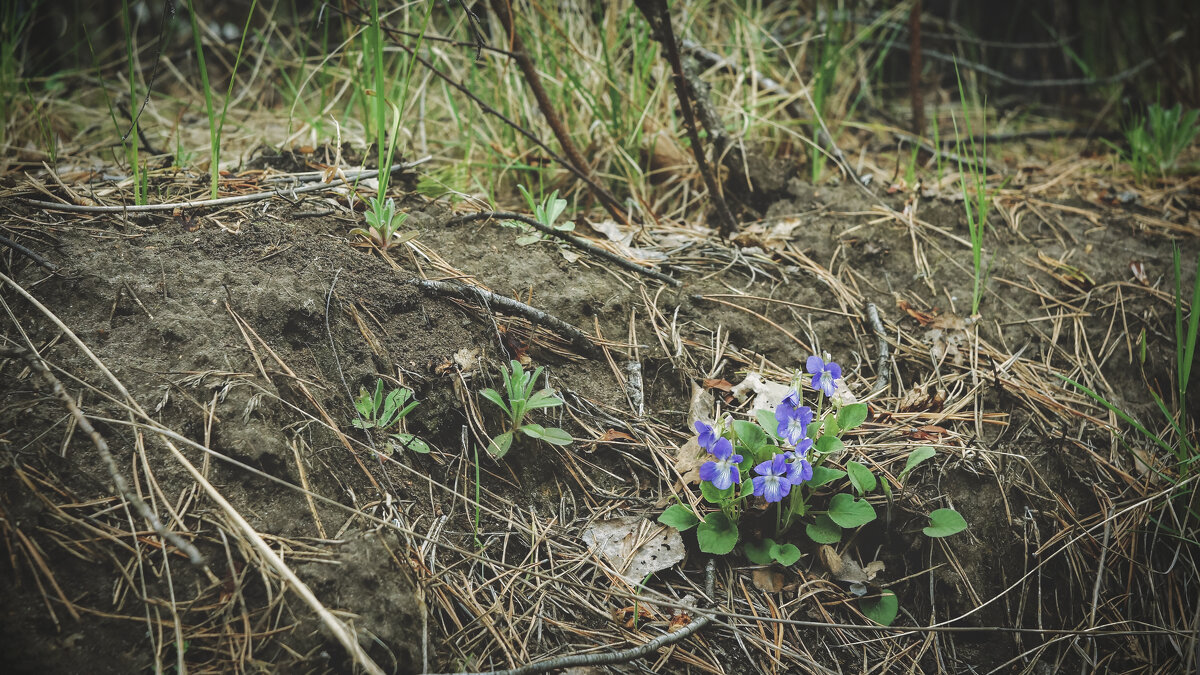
413;278;602;358
0;235;59;272
634;0;738;238
445;210;680;287
881;29;1186;88
326;4;638;225
3;345;205;565
866;302;890;394
487;0;631;225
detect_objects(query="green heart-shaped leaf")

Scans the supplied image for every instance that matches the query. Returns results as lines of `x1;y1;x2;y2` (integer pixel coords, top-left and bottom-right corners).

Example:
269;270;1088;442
923;508;968;537
657;504;699;531
827;493;877;528
696;512;739;555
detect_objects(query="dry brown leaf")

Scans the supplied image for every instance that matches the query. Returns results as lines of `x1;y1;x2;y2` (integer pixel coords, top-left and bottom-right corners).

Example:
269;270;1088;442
896;298;936;326
910;425;950;441
703;378;733;392
674;437;707;486
596;429;635;443
818;545;843;576
819;547;885;584
752;568;784;592
581;517;685;585
898;383;946;413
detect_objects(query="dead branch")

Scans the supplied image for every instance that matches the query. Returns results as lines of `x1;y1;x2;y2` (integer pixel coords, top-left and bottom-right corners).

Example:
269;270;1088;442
445;210;680;287
866;302;891;394
414;278;602;358
634;0;739;238
487;0;631;225
0;235;59;272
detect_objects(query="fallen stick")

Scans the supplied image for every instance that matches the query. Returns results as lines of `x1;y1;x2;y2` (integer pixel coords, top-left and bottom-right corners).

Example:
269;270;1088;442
636;0;738;238
414;278;602;359
866;302;891;394
445;210;680;287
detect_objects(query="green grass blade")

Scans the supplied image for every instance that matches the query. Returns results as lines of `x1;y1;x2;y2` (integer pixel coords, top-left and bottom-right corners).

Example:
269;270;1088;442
1057;374;1177;461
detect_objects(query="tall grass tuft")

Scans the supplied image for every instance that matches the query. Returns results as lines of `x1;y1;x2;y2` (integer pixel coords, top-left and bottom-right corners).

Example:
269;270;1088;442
952;63;992;317
120;0;144;205
187;0;257;200
1111;103;1200;182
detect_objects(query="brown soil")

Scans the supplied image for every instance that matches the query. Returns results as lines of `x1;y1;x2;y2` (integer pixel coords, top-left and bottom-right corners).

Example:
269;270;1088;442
1;151;1196;673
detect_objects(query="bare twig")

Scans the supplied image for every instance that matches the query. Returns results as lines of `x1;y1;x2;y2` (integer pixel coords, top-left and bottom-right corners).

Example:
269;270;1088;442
445;210;680;287
908;0;923;135
487;0;630;225
883;29;1186;88
325;4;639;225
634;0;738;238
413;278;602;358
866;302;890;394
0;235;59;272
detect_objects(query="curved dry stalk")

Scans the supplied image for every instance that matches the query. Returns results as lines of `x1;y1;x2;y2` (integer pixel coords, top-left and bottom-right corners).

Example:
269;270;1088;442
3;344;205;565
0;269;386;675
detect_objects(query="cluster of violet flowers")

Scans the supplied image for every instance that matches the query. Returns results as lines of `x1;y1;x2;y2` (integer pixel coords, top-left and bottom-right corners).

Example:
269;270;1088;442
698;355;842;504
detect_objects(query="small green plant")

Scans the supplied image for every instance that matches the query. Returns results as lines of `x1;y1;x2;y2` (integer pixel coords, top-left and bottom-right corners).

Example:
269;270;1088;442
479;360;572;458
350;195;414;250
505;185;576;246
659;354;966;626
1110;103;1200;181
952;63;993;317
352;378;429;454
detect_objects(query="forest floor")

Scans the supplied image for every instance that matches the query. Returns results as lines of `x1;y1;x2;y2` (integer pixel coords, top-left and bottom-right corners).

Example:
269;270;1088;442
2;134;1197;674
1;4;1199;671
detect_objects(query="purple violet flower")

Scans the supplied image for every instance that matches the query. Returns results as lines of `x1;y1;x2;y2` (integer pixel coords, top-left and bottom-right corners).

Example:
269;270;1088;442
776;404;814;446
806;355;842;398
785;453;813;485
698;436;742;490
787;437;814;461
752;454;793;503
694;420;719;451
781;388;802;409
